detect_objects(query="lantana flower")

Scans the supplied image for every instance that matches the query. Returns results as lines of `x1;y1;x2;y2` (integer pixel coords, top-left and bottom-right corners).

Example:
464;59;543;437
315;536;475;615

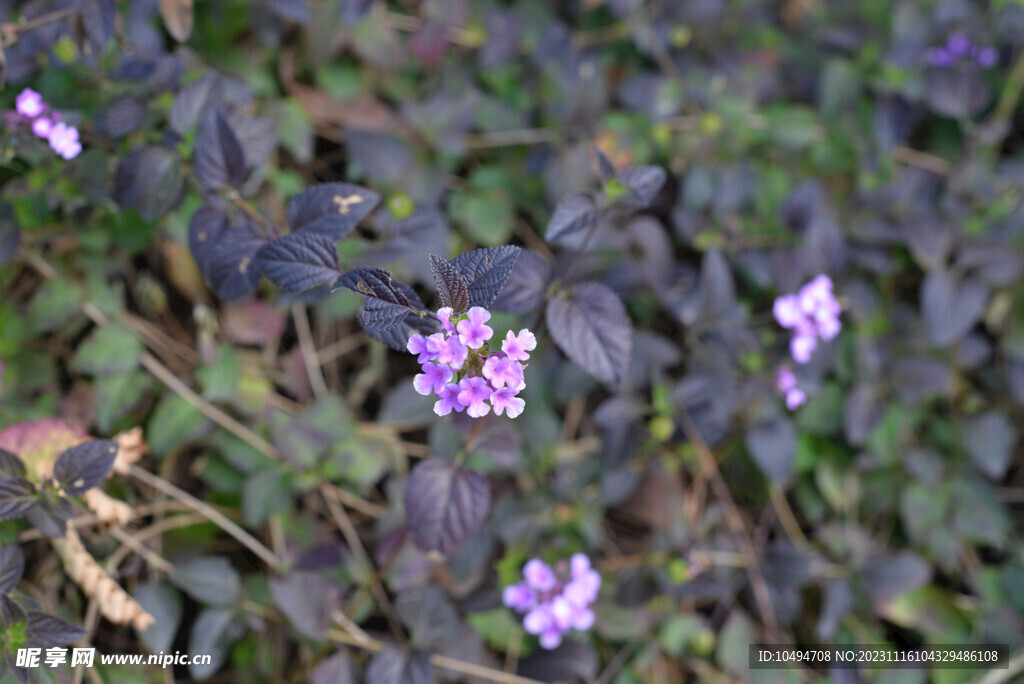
6;88;82;160
928;32;998;69
774;366;806;411
503;554;601;649
408;306;533;418
773;275;841;364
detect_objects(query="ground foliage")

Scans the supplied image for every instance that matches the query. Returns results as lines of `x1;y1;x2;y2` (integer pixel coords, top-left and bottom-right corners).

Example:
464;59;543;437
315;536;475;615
0;0;1023;682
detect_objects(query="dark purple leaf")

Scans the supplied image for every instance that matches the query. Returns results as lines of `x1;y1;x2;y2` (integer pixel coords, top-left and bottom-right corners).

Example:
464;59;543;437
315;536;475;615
366;648;434;684
921;269;988;347
448;246;521;309
815;579;852;640
428;255;470;312
287;182;380;238
0;208;21;265
594;146;616;181
963;411;1015;480
205;219;267;300
395;585;461;649
341;0;376;25
517;641;598;683
81;0;116;49
169;73;217;134
267;0;310;23
0;478;37;519
0;449;26;479
345;131;413;184
0;543;24;595
2;594;25;624
844;384;881;446
25;613;86;649
194;108;246;190
53;439;118;495
334;268;412;307
403;458;490;557
113;146;185;222
188;205;230;277
891;357;952;403
256;232;342;293
698;249;738;321
956;241;1023;286
27;498;73;538
363;310;436;350
545;192;599;244
924;64;989;119
270;571;342;640
491;249;551;314
312;651;356;684
188;608;244;680
168;556;242;606
133;582;182;654
745;417;796;485
547;282;632;385
861;551;931;604
96;97;147;139
617;164;667;207
453;413;519;470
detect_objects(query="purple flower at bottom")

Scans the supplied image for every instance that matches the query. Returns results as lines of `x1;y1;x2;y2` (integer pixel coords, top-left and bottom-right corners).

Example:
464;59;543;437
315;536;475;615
790;333;816;364
456;306;493;349
433;383;464;416
506;555;601;650
15;88;44;118
457;376;492;418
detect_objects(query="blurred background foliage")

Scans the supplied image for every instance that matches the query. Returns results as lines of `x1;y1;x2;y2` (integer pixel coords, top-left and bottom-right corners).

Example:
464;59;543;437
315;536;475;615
1;0;1024;682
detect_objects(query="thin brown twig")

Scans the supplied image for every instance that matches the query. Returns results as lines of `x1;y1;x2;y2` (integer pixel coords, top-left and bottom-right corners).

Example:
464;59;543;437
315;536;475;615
321;487;405;642
128;464;282;570
769;484;810;548
292;303;329;398
677;409;779;639
325;628;545;684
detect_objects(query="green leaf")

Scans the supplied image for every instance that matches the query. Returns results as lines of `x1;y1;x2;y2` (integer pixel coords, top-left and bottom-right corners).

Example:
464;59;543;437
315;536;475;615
659;614;704;657
466;608;519;651
243;467;290;526
71;322;143;376
198;346;240;403
147;395;205;455
94;371;151;432
28;280;83;334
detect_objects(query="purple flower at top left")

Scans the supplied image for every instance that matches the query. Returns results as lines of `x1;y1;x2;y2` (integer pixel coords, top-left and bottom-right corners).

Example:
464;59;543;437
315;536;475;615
6;88;82;160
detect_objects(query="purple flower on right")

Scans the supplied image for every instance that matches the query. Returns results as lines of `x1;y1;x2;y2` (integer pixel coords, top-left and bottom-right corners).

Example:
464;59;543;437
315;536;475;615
773;275;841;364
503;554;601;649
928;32;998;69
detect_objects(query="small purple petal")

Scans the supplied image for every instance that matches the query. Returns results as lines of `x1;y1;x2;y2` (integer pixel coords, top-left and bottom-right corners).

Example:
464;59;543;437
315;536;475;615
523;559;557;591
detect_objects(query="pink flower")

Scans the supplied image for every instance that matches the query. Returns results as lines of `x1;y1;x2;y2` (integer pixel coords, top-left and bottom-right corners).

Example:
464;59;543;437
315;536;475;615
15;88;43;118
413;362;452;396
31;117;53;139
523;559;557;591
456;306;493;349
482;356;524;390
457;376;491;418
433;383;464;416
501;329;536;361
407;334;436;363
490;387;525;418
436;335;468;370
48;122;82;160
437;306;455;334
505;555;601;650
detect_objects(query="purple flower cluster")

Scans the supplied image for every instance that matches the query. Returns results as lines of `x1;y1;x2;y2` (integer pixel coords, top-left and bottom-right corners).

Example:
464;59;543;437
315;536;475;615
774;366;806;410
502;554;601;649
773;275;841;364
6;88;82;160
928;32;997;69
407;306;535;419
